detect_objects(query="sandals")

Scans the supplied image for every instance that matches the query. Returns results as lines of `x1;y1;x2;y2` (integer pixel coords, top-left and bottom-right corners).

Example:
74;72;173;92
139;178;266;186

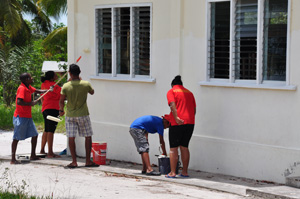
146;170;161;176
66;163;78;169
165;174;176;178
178;174;190;178
85;162;100;167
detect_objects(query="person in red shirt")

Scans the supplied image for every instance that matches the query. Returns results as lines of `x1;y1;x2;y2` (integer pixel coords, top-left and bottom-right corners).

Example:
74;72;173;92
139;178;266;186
11;73;47;164
165;75;196;178
40;71;62;158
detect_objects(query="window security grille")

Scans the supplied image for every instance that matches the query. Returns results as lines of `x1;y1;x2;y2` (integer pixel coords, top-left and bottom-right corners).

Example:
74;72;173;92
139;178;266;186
208;0;288;82
96;6;151;77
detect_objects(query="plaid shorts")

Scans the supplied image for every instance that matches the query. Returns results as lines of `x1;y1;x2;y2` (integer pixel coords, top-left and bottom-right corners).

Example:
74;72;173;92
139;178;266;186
65;115;93;137
129;128;149;154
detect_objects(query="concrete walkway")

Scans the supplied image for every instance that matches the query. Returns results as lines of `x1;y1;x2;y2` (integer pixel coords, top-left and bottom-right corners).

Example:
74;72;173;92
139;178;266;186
1;153;300;198
1;131;300;198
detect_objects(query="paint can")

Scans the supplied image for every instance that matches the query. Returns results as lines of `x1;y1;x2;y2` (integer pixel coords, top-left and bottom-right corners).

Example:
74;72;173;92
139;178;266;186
92;142;107;165
158;155;180;174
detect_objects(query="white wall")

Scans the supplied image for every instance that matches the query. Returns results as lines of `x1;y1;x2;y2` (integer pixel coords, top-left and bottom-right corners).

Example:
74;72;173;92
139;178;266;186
68;0;300;183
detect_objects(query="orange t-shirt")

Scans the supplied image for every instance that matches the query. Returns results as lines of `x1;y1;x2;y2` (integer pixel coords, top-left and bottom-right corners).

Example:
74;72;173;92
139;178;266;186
167;85;196;126
14;83;36;118
41;80;61;112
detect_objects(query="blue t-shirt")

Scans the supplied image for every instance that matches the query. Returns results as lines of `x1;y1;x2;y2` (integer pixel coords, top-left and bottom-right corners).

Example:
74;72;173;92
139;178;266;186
130;115;164;136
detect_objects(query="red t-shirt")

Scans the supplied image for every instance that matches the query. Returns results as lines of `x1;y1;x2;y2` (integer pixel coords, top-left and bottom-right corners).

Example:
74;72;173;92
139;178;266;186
14;83;36;118
167;85;196;126
41;80;61;112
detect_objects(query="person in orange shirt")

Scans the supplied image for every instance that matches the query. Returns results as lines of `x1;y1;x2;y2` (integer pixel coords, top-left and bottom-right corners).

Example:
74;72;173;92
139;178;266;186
165;75;196;178
40;71;62;158
11;73;47;164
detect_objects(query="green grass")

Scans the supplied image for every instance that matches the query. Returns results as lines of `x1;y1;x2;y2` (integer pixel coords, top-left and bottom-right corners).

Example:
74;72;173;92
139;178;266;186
0;192;38;199
0;104;15;129
0;103;65;133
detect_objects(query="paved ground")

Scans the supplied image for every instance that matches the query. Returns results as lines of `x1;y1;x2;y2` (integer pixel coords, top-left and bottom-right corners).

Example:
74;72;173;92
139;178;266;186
1;131;300;199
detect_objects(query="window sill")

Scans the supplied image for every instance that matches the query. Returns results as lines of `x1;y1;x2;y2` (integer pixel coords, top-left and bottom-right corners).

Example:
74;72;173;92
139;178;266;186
199;81;297;91
90;75;156;83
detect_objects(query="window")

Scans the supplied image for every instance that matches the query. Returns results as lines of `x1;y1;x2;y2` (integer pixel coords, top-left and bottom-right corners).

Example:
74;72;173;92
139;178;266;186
96;5;152;79
208;0;289;86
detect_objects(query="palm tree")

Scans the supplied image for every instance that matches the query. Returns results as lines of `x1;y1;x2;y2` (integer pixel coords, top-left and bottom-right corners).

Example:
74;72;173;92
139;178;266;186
39;0;67;61
38;0;67;19
0;0;51;47
43;25;67;60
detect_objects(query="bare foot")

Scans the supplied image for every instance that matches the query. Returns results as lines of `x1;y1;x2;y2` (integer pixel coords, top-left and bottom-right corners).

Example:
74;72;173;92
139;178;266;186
10;160;21;164
40;151;47;154
46;154;61;158
30;156;42;161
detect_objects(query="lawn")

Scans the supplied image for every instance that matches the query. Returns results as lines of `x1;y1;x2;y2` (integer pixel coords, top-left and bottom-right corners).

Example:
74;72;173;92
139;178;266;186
0;103;65;133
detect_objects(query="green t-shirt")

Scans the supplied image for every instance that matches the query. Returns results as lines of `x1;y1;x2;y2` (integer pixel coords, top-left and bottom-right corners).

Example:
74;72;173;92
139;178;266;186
61;80;93;117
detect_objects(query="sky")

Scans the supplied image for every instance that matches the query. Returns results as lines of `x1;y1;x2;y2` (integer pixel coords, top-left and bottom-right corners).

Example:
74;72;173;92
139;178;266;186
24;13;68;26
52;14;68;26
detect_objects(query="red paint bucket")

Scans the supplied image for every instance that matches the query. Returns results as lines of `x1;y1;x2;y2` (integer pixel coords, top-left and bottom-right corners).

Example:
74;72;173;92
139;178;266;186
92;142;107;165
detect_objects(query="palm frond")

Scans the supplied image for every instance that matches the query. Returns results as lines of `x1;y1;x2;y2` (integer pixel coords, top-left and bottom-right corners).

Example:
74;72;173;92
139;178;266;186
22;0;52;34
42;26;67;48
0;0;23;37
38;0;67;19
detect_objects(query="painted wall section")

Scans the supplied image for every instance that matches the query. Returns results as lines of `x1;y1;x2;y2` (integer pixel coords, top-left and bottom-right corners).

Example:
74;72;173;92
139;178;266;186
68;0;300;183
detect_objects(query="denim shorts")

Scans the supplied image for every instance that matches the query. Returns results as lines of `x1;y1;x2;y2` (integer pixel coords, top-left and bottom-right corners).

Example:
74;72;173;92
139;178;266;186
65;115;93;137
13;116;38;140
129;128;149;154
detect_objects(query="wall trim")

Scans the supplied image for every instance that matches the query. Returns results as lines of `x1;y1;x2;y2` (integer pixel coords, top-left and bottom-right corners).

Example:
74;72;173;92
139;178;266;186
195;134;300;152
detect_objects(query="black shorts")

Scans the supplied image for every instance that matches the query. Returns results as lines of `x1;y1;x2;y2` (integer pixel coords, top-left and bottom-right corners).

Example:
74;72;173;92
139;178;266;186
169;124;194;148
43;109;59;133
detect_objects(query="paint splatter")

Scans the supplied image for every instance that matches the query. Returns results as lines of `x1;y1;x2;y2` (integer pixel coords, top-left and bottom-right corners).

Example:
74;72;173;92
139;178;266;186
284;162;300;177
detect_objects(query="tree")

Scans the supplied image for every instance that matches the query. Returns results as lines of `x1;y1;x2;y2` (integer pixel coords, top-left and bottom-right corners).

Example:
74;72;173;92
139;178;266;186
0;46;31;106
39;0;67;61
0;0;68;106
43;23;67;61
0;0;51;47
38;0;67;19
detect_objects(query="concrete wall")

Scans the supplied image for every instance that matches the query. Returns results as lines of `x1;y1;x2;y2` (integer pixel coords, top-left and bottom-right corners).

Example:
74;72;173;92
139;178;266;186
68;0;300;183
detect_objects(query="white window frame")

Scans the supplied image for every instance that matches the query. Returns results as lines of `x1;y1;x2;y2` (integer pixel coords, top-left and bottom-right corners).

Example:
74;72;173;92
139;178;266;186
92;3;155;83
201;0;295;90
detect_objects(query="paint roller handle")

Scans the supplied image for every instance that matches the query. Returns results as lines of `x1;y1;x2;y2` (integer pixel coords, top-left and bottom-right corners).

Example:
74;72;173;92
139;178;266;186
52;72;68;87
36;89;51;101
36;56;82;101
52;56;81;85
37;72;68;101
31;99;39;106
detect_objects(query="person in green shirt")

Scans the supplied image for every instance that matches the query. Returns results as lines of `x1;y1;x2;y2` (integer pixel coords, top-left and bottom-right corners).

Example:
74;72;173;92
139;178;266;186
59;64;99;168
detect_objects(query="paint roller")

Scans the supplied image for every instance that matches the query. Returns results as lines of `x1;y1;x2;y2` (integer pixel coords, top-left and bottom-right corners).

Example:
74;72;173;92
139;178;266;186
46;115;62;122
36;56;82;101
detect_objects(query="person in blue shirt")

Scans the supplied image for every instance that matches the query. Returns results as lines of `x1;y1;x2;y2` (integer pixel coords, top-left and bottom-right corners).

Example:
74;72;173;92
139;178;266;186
129;115;170;176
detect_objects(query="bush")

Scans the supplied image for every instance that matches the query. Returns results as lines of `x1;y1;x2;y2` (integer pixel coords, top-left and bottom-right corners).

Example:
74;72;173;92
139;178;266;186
0;104;15;129
0;103;65;133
